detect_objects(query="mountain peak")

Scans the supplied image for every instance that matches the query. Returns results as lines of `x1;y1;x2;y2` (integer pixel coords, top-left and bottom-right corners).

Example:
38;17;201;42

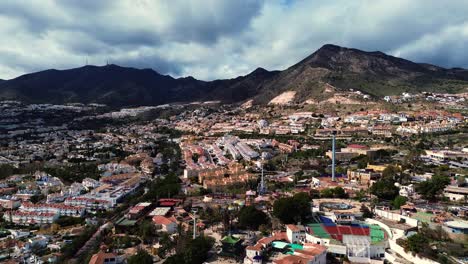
317;44;345;52
249;67;269;75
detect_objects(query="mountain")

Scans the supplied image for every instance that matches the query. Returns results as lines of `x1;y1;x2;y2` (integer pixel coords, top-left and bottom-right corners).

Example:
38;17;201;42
248;44;468;104
0;44;467;106
0;65;212;107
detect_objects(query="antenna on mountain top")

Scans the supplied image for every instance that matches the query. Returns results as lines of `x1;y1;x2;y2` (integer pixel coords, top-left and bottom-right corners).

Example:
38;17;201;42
106;59;109;66
85;57;88;66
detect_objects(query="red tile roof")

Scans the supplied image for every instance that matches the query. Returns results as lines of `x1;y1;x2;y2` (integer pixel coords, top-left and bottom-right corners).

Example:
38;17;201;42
88;251;118;264
286;224;301;232
152;215;177;226
274;255;308;264
346;144;369;149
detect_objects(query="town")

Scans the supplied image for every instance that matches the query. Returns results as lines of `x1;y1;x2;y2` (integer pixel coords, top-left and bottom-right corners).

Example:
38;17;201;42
0;93;466;264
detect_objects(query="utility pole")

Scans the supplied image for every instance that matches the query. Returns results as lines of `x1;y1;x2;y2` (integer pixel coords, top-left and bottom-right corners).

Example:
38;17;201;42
257;158;267;195
192;209;197;239
332;131;336;182
259;159;265;194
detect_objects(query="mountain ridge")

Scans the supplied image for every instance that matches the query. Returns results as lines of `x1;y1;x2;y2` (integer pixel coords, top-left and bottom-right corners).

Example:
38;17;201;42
0;44;467;107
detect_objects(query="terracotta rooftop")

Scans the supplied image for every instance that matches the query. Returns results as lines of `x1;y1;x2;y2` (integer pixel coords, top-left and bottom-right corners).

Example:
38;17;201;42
88;251;118;264
152;215;177;226
274;255;308;264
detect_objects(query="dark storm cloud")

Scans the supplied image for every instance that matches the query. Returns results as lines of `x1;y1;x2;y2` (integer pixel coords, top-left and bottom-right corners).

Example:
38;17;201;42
0;2;58;34
162;1;263;44
0;0;468;80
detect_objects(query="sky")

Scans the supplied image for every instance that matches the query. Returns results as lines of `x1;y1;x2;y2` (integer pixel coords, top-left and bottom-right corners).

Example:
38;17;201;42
1;0;468;80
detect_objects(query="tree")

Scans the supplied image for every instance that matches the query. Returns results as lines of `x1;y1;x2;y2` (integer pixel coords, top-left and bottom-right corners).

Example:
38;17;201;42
273;192;311;224
30;194;45;204
360;204;373;219
238;206;270;230
357;159;368;169
370;177;399;201
416;174;450;201
138;220;156;244
392;195;407;209
320;188;334;198
332;187;347;198
158;232;174;258
320;187;348;199
199;207;222;225
350;154;369;169
273;198;295;224
143;172;181;200
0;164;15;180
55;216;84;227
164;236;214;264
183;236;214;264
405;233;429;254
259;224;270;235
382;165;400;180
44;163;100;183
128;249;153;264
354;189;367;201
457;175;466;187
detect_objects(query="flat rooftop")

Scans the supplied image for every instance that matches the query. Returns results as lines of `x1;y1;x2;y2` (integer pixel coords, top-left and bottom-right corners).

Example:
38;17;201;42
148;207;171;216
115;217;137;227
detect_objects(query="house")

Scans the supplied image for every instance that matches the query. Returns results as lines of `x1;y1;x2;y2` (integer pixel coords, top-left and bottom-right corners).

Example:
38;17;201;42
89;250;121;264
20;202;85;217
422;149;468;161
245;243;263;264
273;243;327;264
82;178;101;189
244;232;288;264
0;197;21;209
443;221;468;235
127;202;152;219
370;125;393;137
152;215;178;234
398;184;415;197
326;144;372;161
443;186;468;201
286;224;306;243
347;169;381;185
28;235;49;249
4;211;58;225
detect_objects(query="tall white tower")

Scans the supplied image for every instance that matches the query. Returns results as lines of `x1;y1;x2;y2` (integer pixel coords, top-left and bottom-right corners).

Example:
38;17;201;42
332;131;336;182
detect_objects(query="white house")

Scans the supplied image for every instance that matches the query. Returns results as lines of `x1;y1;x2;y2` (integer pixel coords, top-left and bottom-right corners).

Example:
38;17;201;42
444;186;468;201
152;215;178;234
286;224;306;243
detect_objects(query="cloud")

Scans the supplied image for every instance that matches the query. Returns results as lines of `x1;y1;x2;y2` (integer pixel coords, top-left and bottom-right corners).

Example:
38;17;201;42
0;0;468;80
391;22;468;68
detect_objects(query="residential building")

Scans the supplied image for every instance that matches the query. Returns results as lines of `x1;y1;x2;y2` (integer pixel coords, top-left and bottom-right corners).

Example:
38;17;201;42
286;224;306;243
89;250;121;264
443;186;468;201
347;169;381;185
152;215;178;234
